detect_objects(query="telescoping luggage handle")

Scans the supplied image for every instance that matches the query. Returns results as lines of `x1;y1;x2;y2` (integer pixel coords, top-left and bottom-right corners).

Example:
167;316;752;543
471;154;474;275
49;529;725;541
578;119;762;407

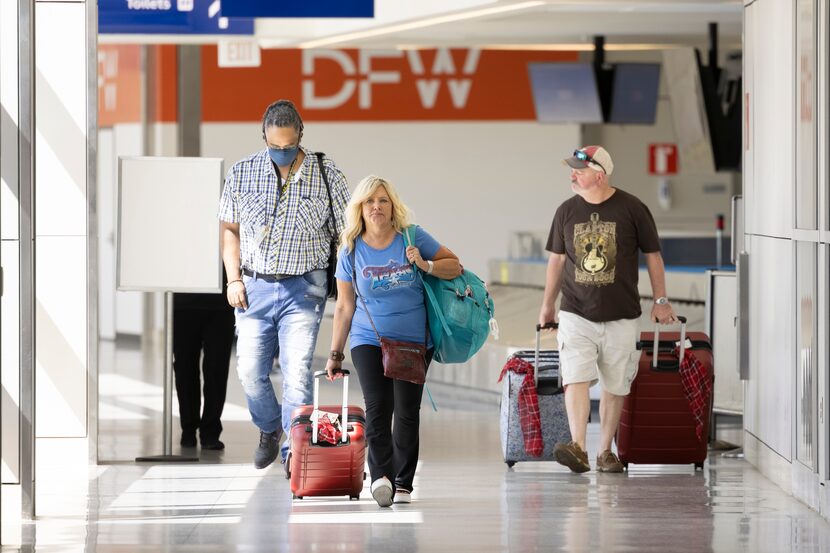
311;369;350;445
535;322;559;388
652;316;688;369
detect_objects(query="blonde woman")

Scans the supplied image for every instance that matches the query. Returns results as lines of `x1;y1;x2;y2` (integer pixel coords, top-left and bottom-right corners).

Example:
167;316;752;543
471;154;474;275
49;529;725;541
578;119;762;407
325;175;460;507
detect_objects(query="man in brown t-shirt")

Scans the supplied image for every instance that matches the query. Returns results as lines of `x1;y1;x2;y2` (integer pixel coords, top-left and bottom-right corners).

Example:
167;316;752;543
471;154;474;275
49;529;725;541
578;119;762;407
538;145;677;474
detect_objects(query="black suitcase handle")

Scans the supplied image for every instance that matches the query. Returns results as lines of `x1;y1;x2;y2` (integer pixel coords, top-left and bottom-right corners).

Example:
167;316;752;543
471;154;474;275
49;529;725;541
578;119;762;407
534;324;561;389
638;339;712;353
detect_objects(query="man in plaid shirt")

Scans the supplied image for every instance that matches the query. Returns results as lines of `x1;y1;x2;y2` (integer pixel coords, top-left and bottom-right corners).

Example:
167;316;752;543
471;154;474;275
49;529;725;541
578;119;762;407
218;100;350;469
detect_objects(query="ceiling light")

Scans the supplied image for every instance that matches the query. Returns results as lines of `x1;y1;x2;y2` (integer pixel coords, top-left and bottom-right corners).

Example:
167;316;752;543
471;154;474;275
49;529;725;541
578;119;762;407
397;43;740;52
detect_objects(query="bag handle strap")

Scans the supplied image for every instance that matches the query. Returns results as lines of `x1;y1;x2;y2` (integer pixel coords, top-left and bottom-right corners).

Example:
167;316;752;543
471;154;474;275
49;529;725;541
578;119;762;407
315;152;338;238
400;226;429;346
401;226;438;412
404;225;453;337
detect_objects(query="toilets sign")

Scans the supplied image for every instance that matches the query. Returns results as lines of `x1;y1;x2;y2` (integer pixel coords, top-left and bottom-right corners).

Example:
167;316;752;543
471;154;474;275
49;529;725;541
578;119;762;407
99;0;254;35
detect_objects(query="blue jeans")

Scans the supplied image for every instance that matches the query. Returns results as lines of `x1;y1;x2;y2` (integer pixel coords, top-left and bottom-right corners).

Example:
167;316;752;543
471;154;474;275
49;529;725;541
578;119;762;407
234;269;327;459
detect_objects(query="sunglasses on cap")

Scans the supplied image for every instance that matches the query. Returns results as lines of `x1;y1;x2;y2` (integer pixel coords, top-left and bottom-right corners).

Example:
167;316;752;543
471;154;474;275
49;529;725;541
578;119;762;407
573;150;606;174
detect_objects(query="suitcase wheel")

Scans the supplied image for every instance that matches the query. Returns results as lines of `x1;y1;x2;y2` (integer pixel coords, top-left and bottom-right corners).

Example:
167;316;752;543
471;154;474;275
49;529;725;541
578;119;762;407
505;461;516;468
363;472;367;480
694;463;704;471
350;495;360;501
623;462;629;470
293;494;302;500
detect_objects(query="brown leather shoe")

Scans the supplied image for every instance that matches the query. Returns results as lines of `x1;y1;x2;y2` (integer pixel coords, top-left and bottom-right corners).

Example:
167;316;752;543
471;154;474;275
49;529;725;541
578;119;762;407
553;441;591;473
596;450;624;473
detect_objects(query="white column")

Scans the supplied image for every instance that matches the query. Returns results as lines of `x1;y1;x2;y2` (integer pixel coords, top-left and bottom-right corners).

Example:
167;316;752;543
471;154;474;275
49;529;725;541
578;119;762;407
35;0;89;439
1;5;98;532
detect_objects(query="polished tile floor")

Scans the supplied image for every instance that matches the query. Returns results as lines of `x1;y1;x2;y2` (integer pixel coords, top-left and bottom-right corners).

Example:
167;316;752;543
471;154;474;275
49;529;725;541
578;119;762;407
7;338;830;552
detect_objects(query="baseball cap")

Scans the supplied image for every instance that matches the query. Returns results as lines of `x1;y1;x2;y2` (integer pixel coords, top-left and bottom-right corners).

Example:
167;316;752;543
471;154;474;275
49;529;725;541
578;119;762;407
563;146;614;176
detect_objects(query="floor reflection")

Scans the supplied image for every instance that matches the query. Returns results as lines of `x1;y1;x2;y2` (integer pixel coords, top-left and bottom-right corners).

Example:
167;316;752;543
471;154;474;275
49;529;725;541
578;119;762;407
11;337;830;553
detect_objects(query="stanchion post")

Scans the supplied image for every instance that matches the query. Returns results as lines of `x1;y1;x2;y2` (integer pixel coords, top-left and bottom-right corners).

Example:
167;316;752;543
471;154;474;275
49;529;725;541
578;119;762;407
136;291;198;463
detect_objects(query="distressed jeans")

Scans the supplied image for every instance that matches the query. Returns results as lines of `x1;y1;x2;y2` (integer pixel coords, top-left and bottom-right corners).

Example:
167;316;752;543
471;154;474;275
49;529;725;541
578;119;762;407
234;269;327;459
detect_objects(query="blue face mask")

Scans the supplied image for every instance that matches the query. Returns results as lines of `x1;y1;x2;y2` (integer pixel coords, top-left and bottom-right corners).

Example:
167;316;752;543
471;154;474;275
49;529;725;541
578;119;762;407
268;145;299;167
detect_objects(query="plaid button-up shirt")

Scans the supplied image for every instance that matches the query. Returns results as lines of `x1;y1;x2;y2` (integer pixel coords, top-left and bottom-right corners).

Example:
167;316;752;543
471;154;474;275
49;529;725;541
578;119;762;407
218;147;350;275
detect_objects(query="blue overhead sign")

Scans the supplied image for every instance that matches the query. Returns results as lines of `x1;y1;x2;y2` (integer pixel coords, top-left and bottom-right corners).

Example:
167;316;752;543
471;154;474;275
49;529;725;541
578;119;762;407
220;0;374;18
99;0;254;35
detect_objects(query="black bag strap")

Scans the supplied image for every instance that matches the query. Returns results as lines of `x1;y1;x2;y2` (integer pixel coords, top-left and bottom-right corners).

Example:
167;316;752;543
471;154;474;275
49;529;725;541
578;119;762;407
350;248;383;343
315;152;338;238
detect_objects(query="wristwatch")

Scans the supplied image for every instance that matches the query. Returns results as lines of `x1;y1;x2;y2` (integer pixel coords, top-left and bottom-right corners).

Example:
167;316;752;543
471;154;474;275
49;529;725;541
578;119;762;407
654;296;670;305
329;350;345;362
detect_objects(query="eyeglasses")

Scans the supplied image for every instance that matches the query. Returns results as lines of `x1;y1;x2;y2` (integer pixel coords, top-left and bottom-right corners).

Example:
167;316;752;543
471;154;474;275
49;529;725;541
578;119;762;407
268;143;299;151
573;150;606;173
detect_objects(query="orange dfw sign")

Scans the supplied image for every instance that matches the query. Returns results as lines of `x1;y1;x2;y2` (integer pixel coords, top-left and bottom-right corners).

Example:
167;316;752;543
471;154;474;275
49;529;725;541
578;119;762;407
202;47;579;122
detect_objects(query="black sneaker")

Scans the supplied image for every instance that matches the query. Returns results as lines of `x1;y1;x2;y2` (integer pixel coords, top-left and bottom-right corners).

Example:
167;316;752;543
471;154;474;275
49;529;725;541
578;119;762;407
180;433;197;448
201;439;225;451
254;431;280;469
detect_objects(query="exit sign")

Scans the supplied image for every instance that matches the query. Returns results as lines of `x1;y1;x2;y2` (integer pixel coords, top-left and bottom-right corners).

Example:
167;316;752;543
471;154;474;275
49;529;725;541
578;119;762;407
218;40;261;67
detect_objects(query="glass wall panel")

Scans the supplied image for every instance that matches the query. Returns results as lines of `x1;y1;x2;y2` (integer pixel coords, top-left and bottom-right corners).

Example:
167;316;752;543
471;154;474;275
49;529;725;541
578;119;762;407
796;0;818;229
796;241;818;470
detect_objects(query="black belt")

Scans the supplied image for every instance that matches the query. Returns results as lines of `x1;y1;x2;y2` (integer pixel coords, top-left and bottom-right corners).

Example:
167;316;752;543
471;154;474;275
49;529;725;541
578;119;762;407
242;268;294;282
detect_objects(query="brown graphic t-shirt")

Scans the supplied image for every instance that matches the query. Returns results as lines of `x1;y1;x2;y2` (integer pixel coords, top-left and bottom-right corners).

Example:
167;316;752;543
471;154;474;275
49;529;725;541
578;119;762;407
546;188;660;322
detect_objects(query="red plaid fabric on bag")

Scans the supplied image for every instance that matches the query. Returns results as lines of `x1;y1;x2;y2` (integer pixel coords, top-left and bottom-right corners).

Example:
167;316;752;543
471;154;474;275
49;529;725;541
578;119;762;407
674;346;713;442
316;413;342;445
498;357;543;457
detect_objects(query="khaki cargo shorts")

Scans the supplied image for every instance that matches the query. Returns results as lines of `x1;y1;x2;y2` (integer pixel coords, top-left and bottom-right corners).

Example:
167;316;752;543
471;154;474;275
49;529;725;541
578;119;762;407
557;311;640;396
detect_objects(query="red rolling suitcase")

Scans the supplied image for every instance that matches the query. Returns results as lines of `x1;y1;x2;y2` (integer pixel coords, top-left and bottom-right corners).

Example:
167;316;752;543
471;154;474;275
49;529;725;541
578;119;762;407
616;317;714;470
287;369;367;500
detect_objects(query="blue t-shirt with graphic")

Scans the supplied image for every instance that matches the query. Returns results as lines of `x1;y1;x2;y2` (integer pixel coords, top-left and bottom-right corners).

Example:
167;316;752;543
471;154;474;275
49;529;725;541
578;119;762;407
336;226;441;349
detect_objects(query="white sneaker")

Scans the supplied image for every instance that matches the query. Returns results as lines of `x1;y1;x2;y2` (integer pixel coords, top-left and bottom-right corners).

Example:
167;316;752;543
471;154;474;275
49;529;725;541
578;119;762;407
370;477;393;507
393;489;411;504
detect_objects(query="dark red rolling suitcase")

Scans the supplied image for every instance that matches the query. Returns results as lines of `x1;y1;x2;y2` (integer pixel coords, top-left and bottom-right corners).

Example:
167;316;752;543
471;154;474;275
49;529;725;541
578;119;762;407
617;317;714;470
287;369;366;500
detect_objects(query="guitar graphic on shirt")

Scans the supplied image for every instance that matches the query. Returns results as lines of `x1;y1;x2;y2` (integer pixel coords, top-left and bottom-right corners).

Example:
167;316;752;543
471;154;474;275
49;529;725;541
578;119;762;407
580;242;608;274
573;212;616;286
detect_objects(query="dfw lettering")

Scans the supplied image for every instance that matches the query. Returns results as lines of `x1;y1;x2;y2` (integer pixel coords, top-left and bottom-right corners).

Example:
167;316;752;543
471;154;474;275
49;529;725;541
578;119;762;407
302;49;481;110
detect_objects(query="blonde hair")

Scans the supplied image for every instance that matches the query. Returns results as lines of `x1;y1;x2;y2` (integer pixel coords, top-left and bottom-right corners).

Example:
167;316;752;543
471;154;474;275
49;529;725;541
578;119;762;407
340;175;411;253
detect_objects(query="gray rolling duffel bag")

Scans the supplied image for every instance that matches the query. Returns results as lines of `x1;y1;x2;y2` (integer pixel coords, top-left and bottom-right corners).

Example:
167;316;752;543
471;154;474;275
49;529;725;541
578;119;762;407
500;323;571;467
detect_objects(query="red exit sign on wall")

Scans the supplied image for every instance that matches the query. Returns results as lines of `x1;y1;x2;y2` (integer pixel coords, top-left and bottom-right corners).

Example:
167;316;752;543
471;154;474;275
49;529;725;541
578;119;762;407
649;143;678;175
